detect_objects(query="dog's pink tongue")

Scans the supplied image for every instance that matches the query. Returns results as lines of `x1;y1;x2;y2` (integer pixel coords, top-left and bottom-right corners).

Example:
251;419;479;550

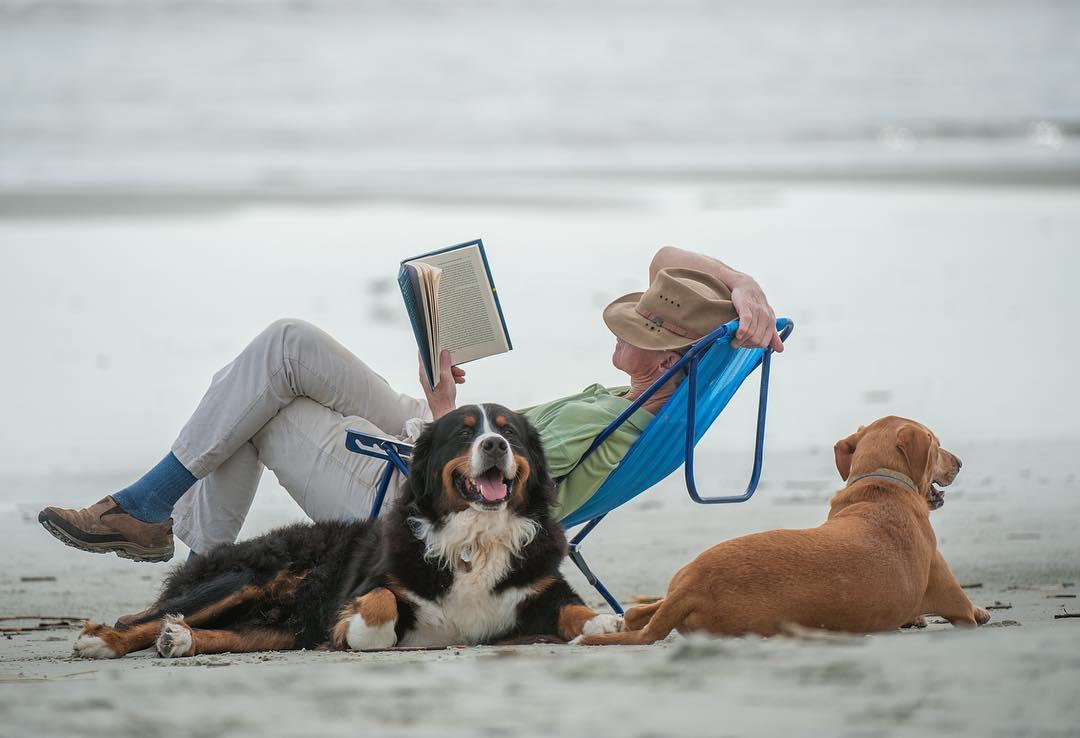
477;469;508;502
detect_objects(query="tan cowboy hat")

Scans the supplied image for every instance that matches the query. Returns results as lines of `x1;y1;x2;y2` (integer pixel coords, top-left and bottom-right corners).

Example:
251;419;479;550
603;267;737;351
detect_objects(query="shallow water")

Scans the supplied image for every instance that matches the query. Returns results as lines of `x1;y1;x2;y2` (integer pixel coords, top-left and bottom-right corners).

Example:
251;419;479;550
2;0;1079;196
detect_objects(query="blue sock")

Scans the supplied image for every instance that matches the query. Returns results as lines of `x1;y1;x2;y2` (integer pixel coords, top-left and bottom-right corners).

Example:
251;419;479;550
112;452;197;524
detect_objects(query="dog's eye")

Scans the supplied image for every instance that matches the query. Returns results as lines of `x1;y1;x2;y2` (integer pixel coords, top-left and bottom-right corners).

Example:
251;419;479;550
500;425;515;437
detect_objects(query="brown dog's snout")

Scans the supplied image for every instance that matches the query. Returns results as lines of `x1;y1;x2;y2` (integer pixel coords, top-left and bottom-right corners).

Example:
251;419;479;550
933;448;963;487
942;449;961;471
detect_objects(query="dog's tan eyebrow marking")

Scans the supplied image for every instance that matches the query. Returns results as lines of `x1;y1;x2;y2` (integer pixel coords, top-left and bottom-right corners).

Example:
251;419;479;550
495;415;508;428
463;416;477;427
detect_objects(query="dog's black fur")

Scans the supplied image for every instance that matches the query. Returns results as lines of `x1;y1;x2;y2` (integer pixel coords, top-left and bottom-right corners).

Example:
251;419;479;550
129;518;383;648
101;404;599;654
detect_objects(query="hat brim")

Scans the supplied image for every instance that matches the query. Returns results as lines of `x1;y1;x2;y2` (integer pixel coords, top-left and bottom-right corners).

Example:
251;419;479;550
603;291;696;351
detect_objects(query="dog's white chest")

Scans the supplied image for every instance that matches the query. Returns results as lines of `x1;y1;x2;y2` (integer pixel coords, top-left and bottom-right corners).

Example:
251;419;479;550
399;508;540;647
399;550;530;647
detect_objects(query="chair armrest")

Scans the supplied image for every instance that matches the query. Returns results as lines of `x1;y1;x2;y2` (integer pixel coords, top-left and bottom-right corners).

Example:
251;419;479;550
344;429;414;458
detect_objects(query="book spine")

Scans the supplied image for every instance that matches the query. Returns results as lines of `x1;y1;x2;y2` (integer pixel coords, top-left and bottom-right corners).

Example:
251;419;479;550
475;240;513;350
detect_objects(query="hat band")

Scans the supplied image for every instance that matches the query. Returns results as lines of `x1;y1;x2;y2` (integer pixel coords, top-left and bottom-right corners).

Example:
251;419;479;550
634;305;703;340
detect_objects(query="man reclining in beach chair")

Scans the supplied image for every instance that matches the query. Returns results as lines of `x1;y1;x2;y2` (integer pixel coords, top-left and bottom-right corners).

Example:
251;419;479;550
38;247;783;563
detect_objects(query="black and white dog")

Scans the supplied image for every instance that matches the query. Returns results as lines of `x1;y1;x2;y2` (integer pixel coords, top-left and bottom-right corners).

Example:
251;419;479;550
73;404;621;658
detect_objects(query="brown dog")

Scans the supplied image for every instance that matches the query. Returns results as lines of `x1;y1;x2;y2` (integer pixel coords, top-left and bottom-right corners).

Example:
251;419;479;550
577;416;990;645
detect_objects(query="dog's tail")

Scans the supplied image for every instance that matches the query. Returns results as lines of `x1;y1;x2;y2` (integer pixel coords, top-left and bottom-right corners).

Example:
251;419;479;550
578;597;688;646
120;570;254;628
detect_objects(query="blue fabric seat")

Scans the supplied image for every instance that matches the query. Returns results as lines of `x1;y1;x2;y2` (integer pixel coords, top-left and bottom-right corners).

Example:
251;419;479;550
345;317;793;614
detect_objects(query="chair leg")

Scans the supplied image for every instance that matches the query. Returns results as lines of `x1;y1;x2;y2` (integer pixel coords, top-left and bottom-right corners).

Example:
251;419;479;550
684;347;773;505
369;463;395;519
568;546;624;615
567;514;623;614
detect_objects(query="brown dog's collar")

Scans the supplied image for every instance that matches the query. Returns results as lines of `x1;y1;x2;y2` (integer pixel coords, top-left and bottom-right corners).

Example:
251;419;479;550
846;468;918;493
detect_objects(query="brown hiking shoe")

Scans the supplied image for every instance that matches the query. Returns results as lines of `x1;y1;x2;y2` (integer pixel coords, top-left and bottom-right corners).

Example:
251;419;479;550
38;496;174;563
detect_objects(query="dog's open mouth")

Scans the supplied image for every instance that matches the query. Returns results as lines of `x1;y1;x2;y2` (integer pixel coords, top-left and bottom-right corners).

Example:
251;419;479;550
927;484;946;511
454;467;513;507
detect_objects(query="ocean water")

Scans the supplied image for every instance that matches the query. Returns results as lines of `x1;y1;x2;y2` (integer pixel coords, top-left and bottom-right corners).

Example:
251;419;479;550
1;0;1078;488
2;0;1079;199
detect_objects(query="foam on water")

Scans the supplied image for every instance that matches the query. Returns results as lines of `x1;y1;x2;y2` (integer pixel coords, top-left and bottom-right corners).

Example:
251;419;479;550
1;0;1078;196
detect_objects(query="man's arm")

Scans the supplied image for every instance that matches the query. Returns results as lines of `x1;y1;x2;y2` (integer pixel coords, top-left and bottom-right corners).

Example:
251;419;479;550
649;246;783;352
649;246;749;287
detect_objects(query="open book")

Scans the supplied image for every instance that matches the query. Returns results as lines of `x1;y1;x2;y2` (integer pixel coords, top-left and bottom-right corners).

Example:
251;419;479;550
399;239;512;388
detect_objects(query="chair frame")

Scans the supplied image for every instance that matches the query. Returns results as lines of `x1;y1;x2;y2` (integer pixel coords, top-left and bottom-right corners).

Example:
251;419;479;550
344;319;793;615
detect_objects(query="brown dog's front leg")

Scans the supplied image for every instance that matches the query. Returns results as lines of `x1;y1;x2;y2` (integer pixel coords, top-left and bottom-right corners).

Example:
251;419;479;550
919;550;990;627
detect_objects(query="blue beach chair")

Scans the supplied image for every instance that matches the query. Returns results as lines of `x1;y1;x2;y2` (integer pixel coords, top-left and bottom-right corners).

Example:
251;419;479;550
345;317;794;614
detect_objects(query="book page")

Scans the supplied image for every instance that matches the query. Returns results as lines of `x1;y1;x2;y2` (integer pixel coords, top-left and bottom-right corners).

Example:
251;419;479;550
399;264;434;387
405;244;509;366
413;262;442;385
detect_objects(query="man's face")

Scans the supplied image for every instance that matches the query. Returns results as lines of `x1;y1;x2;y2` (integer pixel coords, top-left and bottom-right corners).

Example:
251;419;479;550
611;337;677;376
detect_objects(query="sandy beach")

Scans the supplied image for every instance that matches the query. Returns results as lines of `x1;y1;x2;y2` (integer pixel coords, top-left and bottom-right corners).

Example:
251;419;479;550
2;182;1079;736
2;440;1079;737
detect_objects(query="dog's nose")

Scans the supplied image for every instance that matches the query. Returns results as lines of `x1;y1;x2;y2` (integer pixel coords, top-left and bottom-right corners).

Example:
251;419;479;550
955;456;963;469
481;436;508;455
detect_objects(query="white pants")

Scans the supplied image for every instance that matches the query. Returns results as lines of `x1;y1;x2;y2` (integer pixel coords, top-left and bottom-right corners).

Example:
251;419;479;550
171;319;431;555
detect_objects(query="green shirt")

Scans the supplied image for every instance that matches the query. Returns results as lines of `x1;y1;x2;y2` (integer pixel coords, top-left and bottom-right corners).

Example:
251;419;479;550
519;384;655;520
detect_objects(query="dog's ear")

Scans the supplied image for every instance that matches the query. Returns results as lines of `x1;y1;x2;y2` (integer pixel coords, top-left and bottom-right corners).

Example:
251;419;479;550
896;423;934;486
407;423;433;500
833;426;865;481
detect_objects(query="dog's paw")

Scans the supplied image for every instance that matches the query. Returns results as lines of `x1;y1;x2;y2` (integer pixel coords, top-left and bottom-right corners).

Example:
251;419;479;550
156;614;193;658
974;606;991;625
581;613;623;637
901;615;928;629
345;614;397;651
73;626;118;659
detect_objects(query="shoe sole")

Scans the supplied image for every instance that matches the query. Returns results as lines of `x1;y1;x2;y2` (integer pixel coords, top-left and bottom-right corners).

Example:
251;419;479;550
38;515;174;563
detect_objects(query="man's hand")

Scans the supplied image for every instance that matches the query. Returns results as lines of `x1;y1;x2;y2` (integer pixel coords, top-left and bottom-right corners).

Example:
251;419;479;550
419;350;466;419
730;279;784;352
